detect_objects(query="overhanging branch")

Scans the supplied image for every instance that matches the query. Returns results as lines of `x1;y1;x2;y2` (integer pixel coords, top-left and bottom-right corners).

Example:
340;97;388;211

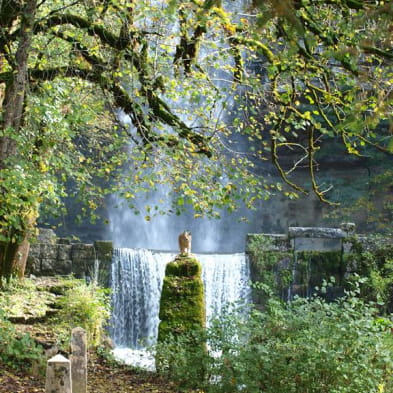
28;66;213;157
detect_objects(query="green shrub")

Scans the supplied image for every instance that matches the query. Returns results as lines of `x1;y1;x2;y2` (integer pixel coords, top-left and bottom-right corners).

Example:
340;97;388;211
345;239;393;313
0;310;43;370
156;330;208;389
163;281;393;393
56;280;110;347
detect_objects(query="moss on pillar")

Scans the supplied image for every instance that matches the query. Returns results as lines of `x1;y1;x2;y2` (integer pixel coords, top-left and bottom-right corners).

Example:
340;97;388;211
156;255;206;380
158;255;205;341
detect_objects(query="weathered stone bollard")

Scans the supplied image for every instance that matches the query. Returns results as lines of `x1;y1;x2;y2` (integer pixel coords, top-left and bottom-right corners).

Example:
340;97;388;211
45;354;72;393
71;327;87;393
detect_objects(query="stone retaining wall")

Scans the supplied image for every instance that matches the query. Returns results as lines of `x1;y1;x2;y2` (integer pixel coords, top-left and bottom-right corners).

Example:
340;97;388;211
27;229;113;286
246;225;393;305
246;225;359;254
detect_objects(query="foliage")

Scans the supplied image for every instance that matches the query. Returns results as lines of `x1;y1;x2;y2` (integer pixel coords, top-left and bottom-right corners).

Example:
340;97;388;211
248;235;293;303
345;237;393;314
161;281;393;393
0;277;56;318
0;0;392;283
0;79;122;238
0;276;111;349
55;279;111;347
156;330;208;390
226;0;392;205
0;310;44;371
0;0;392;240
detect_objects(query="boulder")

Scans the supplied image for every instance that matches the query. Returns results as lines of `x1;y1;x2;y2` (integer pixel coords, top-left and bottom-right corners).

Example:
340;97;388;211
40;243;58;260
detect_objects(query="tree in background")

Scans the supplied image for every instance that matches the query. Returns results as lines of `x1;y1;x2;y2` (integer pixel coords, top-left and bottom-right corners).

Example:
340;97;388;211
0;0;392;281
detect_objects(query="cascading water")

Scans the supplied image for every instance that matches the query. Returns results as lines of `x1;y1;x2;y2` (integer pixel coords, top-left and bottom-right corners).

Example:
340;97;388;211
202;253;251;324
110;248;251;369
110;248;174;348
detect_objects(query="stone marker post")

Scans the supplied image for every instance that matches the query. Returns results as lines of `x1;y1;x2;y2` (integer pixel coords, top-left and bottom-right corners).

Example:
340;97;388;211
45;354;72;393
71;327;88;393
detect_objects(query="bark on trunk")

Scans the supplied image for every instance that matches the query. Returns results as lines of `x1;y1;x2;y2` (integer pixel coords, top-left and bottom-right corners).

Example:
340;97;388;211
0;239;30;280
0;210;36;284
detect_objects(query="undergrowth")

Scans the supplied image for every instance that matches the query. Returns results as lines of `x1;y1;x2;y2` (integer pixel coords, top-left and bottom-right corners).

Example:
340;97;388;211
55;279;111;347
0;310;44;371
0;276;111;373
158;279;393;393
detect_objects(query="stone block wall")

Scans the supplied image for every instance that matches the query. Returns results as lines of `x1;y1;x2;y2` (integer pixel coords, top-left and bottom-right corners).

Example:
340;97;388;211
247;226;355;254
246;225;392;304
27;229;113;286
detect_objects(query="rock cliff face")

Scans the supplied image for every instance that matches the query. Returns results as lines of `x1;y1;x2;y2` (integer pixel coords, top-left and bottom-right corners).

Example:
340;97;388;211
27;228;113;286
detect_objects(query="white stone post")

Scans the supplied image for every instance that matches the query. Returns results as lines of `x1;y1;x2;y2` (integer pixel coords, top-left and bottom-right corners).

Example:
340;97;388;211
45;354;72;393
71;327;88;393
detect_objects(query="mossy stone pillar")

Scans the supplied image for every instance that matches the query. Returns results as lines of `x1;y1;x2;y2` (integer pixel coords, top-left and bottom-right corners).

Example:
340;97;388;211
157;255;206;376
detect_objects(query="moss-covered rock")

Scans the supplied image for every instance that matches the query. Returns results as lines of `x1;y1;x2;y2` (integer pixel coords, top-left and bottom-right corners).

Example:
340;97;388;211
94;241;113;263
246;233;291;253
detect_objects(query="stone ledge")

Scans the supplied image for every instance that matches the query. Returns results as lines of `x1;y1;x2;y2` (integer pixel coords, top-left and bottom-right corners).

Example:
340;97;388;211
288;227;346;239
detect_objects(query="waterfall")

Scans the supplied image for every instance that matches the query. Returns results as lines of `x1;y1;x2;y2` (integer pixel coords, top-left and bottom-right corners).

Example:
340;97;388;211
110;248;251;367
110;248;174;348
202;253;251;324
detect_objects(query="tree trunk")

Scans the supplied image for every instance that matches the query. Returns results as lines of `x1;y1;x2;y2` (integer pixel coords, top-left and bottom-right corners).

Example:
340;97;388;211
0;0;38;284
0;239;30;279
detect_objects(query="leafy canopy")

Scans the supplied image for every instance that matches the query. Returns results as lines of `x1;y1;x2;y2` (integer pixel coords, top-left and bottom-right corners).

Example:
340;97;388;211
0;0;392;229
